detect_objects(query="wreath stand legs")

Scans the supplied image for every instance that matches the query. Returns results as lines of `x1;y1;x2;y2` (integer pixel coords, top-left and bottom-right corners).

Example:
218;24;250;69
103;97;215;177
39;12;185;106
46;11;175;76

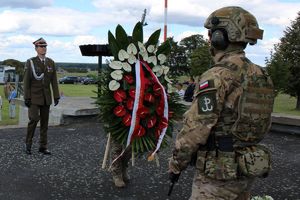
102;133;111;169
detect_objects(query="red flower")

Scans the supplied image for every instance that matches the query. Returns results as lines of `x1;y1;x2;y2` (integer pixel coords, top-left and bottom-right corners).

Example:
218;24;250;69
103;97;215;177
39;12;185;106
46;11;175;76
124;74;134;84
156;105;164;115
126;98;134;110
159;117;168;129
113;89;127;102
129;88;136;98
133;125;146;137
153;83;161;96
144;78;153;90
147;115;157;128
113;105;126;117
137;107;149;119
168;110;174;118
155;128;161;139
122;113;132;126
144;93;155;103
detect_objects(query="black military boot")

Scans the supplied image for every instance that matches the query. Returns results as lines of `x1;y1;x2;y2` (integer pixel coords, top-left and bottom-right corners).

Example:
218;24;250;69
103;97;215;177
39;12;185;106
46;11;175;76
25;144;32;155
38;147;51;155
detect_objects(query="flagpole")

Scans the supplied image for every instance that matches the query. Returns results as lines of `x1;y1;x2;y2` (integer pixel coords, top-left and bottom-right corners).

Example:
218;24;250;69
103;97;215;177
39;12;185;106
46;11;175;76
164;0;168;42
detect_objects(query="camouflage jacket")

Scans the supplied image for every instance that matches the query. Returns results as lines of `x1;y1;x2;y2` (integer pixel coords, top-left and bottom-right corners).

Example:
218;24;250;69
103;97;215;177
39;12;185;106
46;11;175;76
169;49;274;174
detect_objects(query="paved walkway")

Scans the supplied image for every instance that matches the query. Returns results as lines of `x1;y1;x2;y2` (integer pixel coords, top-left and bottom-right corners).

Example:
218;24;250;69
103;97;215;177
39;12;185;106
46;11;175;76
0;122;299;200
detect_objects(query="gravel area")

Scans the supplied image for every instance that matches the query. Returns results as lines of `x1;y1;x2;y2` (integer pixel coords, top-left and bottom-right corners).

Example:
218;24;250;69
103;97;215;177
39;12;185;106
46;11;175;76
0;122;299;200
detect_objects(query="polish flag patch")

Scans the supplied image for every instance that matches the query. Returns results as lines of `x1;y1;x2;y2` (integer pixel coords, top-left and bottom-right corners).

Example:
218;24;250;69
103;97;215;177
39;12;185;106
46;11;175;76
199;81;209;90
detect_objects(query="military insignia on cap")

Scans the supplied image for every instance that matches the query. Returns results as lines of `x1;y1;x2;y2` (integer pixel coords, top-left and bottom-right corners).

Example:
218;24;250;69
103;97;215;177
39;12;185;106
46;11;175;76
33;37;47;46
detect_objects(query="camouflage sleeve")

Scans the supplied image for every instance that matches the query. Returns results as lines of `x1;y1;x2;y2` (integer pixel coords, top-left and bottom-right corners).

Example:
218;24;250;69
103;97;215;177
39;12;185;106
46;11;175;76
169;67;234;173
23;60;32;100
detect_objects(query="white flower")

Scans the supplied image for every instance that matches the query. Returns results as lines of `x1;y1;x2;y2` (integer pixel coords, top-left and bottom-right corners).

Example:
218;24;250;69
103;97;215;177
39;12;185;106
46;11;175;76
153;66;163;77
118;49;129;61
167;83;173;93
108;80;120;91
251;196;274;200
147;45;155;53
138;41;146;53
147;56;157;65
152;65;162;73
109;61;122;70
110;70;123;80
122;62;132;72
139;51;148;61
158;54;167;64
127;43;137;55
164;75;172;84
162;65;169;74
128;54;137;64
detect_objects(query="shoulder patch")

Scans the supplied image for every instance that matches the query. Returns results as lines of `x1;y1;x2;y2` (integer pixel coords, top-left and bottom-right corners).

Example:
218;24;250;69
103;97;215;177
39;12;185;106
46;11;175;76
197;91;217;114
199;80;214;90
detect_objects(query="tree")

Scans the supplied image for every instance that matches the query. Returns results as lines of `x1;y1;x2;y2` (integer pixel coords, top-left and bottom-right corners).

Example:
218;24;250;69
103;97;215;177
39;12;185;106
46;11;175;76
166;37;187;77
179;34;210;75
1;59;25;81
266;12;300;109
190;42;212;76
167;34;212;77
265;48;290;95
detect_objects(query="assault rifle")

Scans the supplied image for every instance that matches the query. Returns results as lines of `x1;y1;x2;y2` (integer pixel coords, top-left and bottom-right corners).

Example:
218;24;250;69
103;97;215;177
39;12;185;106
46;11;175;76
168;172;181;196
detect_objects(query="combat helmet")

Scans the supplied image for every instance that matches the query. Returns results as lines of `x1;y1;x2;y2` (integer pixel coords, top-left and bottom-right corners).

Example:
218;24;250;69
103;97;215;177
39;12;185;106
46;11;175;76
204;6;263;45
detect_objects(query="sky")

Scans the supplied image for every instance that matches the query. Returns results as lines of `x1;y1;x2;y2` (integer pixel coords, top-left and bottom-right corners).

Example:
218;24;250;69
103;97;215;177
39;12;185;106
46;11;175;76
0;0;299;66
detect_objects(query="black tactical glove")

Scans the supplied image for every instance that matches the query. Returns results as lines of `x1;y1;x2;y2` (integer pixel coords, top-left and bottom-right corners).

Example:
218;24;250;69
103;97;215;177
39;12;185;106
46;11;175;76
25;99;31;108
54;98;59;106
169;172;181;183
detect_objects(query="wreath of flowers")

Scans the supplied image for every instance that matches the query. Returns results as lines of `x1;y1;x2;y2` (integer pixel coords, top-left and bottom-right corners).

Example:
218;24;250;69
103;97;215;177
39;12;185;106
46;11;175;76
96;22;185;158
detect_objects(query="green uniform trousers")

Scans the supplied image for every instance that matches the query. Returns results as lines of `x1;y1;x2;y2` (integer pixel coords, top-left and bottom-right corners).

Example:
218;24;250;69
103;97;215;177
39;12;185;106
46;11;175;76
25;104;50;149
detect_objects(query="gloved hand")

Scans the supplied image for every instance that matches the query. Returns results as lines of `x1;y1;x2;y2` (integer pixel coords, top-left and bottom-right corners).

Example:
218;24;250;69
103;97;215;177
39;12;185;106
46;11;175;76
25;99;31;108
169;172;181;183
54;98;59;106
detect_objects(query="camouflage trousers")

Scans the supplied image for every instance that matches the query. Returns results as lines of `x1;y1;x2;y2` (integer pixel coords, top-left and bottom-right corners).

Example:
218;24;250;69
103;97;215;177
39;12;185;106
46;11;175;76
110;139;131;177
189;170;255;200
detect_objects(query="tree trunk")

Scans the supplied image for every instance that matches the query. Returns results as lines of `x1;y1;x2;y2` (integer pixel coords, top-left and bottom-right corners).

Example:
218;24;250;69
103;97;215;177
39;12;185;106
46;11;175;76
297;94;300;110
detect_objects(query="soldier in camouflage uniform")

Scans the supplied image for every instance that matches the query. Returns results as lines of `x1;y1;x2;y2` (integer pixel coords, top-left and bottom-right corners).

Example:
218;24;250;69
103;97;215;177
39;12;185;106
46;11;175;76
169;6;274;200
110;140;132;188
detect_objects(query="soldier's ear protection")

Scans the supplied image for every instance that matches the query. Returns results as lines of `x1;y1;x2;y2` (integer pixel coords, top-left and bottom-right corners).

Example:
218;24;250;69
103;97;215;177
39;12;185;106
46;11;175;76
210;29;229;50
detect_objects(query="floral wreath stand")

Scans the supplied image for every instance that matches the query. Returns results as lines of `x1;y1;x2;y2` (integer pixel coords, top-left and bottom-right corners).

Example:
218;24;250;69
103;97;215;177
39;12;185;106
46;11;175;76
96;22;185;168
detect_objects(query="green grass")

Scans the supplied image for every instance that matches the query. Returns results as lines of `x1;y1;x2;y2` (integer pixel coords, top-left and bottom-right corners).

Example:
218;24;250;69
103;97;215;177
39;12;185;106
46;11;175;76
59;84;97;97
0;83;299;126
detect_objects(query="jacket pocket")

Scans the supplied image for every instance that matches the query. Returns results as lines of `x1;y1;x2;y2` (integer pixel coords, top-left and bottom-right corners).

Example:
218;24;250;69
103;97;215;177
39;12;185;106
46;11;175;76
204;150;238;180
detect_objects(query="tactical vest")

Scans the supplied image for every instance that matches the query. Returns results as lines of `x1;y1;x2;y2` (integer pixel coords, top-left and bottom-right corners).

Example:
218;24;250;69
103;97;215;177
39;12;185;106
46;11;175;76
196;58;274;180
214;59;274;146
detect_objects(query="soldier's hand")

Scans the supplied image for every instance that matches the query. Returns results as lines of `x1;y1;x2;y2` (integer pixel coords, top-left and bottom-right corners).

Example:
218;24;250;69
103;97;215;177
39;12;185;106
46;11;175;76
54;98;59;106
169;172;180;183
25;99;31;108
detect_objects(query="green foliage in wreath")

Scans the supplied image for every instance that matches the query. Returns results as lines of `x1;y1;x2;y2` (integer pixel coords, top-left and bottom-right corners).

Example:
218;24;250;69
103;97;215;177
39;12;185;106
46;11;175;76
95;22;186;153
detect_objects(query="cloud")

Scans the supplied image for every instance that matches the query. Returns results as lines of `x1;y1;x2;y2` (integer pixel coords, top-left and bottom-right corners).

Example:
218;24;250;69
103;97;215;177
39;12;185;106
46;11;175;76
0;0;299;65
0;0;53;9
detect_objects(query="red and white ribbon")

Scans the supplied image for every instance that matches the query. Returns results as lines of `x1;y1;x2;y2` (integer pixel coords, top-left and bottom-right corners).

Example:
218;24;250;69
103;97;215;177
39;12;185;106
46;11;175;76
126;60;145;146
140;60;169;157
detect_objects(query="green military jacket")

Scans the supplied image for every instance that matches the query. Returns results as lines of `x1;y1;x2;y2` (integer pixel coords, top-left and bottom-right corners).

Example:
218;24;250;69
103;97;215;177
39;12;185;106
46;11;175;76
23;56;60;106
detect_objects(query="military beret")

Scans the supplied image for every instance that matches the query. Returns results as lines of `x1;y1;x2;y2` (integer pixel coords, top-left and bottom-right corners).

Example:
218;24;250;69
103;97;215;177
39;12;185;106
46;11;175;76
33;37;47;46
